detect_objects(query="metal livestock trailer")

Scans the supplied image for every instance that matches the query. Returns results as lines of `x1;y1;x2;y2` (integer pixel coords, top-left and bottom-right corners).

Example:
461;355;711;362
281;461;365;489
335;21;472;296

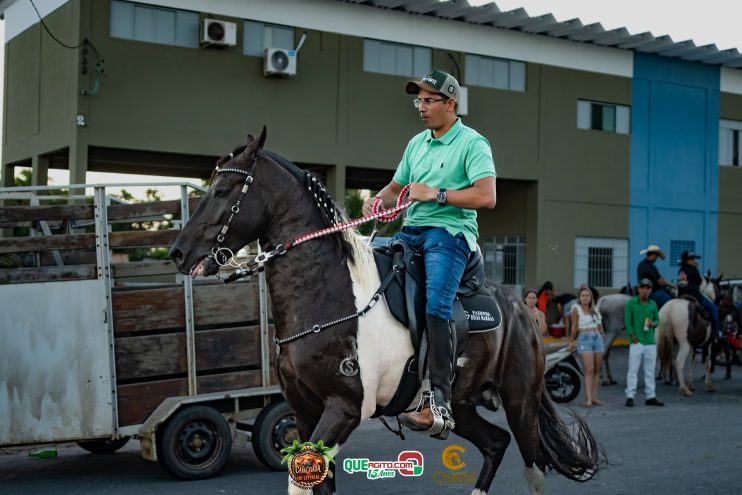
0;183;296;479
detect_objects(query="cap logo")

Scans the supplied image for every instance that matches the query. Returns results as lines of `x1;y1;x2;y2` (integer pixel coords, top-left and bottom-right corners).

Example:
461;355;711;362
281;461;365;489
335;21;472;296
447;84;455;94
422;75;441;88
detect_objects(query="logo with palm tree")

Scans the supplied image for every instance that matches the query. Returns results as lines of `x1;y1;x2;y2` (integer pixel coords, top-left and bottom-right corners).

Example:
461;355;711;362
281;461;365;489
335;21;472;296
281;440;335;488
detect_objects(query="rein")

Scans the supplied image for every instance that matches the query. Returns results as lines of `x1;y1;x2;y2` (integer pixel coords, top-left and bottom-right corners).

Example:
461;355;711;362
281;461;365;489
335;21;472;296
214;177;411;283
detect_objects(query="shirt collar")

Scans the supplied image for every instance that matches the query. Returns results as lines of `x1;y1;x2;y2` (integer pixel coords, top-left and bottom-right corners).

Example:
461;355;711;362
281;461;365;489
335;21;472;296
426;117;463;145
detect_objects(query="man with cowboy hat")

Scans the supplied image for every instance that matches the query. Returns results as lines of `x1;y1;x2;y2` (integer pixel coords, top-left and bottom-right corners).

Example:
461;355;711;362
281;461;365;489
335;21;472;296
678;250;720;338
637;245;674;308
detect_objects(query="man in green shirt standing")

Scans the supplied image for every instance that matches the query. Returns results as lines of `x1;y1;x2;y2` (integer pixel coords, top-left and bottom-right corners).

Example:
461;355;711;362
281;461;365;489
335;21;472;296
624;278;665;407
362;70;496;436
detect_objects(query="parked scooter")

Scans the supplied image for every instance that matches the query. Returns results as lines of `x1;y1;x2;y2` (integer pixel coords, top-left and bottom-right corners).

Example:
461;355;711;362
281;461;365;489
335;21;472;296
544;345;583;403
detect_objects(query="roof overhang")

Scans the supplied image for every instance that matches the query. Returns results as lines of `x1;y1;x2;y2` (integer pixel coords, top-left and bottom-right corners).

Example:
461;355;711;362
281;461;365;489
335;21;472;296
339;0;742;69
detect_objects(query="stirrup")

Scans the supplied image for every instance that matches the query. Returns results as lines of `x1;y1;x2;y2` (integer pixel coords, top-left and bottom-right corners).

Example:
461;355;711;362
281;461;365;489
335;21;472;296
426;391;455;439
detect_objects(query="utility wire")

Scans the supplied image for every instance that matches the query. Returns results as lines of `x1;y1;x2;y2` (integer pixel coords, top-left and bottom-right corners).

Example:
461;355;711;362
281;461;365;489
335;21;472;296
28;0;102;58
28;0;105;95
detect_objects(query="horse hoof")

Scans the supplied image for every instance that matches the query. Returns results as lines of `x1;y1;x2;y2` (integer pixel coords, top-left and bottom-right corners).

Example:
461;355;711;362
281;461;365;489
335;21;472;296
724;375;731;380
663;380;672;386
688;384;695;392
680;388;693;397
706;384;715;392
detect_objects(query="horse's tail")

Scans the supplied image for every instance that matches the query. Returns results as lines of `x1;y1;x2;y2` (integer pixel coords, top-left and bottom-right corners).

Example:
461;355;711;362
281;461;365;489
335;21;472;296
536;390;603;481
658;308;674;376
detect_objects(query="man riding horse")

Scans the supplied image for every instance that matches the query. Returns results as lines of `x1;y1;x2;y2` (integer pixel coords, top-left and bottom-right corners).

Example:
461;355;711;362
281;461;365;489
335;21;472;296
677;250;720;339
637;245;674;308
362;69;496;435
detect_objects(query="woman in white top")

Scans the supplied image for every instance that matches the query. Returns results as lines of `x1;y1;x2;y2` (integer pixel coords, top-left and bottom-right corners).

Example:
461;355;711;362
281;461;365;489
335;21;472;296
568;287;605;407
524;289;547;336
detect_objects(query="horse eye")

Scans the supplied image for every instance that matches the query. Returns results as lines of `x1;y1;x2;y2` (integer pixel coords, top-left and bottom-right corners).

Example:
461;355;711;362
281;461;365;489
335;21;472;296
214;188;230;198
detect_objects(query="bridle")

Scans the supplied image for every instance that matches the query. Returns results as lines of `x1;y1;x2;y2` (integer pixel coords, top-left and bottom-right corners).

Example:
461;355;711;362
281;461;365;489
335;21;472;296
210;164;255;267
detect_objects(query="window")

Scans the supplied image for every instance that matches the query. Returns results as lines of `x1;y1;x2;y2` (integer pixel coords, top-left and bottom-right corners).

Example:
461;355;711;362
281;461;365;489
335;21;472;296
481;236;525;286
464;54;525;92
363;39;431;77
720;119;742;166
110;0;198;48
670;240;696;266
577;100;630;134
574;237;628;288
244;20;295;57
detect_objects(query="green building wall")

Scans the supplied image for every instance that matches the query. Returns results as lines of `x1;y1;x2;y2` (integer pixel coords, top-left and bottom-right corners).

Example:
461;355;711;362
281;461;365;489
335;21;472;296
9;0;742;289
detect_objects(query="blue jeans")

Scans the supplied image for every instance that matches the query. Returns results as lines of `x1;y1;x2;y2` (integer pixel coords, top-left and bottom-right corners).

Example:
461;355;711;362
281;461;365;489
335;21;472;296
576;332;605;353
700;295;720;338
650;289;671;309
393;226;470;320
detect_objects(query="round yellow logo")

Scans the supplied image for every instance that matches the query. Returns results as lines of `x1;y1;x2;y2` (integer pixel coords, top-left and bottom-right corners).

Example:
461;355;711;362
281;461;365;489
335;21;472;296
441;444;466;471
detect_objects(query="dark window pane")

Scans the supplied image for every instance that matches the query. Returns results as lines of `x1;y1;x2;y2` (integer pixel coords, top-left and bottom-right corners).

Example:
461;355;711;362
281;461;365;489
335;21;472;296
588;247;612;287
502;245;517;285
591;104;603;130
734;130;739;166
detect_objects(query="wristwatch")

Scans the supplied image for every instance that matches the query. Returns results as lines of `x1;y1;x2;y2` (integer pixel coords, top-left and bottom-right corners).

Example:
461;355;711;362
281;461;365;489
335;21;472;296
436;188;447;206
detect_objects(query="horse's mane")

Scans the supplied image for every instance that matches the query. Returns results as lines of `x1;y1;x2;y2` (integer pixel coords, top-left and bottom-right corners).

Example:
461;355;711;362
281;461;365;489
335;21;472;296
213;146;355;263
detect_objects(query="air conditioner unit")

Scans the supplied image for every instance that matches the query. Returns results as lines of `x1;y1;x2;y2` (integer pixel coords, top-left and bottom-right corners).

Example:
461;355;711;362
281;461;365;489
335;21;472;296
201;19;236;46
264;48;297;77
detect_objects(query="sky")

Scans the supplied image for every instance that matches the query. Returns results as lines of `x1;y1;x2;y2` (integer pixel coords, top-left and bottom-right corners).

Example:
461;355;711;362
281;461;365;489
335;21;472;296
2;0;742;198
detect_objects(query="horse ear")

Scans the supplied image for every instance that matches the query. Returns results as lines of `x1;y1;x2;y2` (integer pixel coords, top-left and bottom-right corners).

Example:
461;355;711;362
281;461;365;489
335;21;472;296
256;126;267;151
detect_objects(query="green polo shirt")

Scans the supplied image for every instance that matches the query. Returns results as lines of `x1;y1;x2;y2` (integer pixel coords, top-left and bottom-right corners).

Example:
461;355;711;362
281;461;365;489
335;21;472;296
624;296;660;345
393;118;496;251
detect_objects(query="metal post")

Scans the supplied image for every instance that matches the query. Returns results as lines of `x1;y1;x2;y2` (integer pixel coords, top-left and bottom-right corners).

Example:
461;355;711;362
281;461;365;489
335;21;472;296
94;186;119;434
258;243;271;393
181;185;198;396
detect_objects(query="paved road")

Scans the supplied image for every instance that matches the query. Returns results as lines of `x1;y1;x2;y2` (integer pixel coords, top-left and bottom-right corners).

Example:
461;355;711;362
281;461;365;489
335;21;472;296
2;347;741;494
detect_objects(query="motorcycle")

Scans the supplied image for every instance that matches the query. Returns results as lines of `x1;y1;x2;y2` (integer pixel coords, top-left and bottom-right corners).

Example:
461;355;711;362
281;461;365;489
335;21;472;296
544;345;583;403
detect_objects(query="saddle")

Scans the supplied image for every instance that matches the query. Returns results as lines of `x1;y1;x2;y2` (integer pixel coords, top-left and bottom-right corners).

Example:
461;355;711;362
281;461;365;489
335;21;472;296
370;239;502;418
679;295;711;322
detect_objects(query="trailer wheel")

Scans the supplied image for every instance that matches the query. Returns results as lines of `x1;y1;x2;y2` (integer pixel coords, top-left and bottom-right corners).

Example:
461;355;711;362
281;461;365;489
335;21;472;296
77;437;130;454
159;405;232;480
252;400;298;471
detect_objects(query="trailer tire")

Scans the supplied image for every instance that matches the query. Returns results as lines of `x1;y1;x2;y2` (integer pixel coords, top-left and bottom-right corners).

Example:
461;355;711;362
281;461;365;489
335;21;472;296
159;405;232;480
77;437;130;454
252;400;298;471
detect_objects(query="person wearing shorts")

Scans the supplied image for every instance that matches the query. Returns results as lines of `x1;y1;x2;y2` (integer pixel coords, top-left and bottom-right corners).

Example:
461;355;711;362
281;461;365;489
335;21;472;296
568;287;605;407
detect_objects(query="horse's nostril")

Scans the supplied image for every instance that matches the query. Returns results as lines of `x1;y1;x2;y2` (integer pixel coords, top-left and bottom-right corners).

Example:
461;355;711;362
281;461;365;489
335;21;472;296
170;247;184;264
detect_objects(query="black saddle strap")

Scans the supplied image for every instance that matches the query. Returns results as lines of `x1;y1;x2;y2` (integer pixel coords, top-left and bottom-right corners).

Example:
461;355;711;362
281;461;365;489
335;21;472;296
379;416;406;441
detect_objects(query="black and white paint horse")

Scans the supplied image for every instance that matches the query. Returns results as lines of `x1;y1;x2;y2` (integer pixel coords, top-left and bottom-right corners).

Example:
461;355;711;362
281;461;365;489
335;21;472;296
169;129;601;494
657;275;721;396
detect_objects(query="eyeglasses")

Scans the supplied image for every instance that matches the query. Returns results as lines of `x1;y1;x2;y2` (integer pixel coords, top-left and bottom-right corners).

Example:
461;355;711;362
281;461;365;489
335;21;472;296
413;97;446;108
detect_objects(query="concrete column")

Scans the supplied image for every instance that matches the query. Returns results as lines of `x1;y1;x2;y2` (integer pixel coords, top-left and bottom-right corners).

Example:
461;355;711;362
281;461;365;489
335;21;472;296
68;142;88;186
32;155;50;186
1;163;15;188
325;164;346;208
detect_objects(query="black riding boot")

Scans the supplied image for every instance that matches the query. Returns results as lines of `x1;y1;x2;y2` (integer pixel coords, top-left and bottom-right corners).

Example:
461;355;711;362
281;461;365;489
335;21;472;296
399;315;456;437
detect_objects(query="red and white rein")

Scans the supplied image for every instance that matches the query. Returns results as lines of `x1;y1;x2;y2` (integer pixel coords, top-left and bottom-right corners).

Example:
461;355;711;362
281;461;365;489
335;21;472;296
214;184;411;275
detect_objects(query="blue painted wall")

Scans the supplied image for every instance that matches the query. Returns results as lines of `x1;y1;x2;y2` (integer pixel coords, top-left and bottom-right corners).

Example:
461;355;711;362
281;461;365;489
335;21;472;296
629;53;720;284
